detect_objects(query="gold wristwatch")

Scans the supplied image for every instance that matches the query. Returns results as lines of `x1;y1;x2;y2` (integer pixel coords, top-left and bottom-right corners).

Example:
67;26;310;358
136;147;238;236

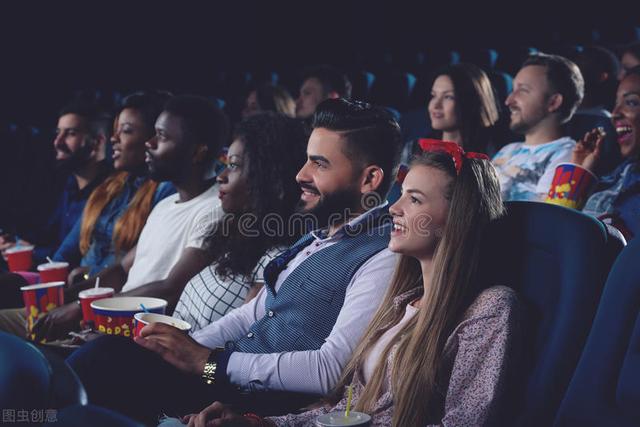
202;348;225;385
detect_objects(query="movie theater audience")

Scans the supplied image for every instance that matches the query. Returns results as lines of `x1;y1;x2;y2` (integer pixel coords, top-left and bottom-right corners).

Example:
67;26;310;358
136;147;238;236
173;140;519;427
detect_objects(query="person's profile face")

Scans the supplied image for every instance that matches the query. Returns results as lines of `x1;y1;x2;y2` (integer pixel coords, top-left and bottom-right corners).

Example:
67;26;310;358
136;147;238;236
53;113;91;161
612;73;640;160
295;127;362;221
216;138;250;213
111;108;150;172
295;78;325;119
241;91;261;119
145;111;191;182
505;65;554;135
388;164;451;260
428;75;458;134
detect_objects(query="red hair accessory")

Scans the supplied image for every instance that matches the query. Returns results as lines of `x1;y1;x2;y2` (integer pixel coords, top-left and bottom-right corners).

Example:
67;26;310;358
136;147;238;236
418;138;489;175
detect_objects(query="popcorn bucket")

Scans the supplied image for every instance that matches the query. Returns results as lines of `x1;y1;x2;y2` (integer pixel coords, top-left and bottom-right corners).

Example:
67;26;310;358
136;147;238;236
133;313;191;338
91;297;167;338
546;163;598;209
20;281;65;340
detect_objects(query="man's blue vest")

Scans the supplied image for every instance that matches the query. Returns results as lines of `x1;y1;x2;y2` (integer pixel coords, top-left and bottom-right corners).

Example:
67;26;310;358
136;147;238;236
232;207;392;353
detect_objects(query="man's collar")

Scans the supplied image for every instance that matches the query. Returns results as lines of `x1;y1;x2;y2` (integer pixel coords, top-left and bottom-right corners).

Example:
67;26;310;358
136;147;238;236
311;201;389;240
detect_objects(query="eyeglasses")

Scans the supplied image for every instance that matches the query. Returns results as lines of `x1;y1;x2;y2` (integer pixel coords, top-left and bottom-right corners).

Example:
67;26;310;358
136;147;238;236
417;138;489;175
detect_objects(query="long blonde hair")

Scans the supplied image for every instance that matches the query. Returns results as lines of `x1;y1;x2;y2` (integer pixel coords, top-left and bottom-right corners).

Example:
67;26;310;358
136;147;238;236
328;151;504;426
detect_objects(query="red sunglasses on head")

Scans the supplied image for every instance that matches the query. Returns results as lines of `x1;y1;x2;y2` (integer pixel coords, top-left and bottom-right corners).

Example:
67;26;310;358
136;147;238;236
417;138;489;175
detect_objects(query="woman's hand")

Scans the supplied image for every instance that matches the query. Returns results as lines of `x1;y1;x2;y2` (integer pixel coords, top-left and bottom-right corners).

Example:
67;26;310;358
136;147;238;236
572;128;606;172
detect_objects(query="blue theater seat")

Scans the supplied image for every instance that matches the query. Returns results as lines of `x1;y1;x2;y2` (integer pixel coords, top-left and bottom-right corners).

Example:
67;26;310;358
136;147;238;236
554;236;640;426
0;332;51;411
56;404;145;427
0;333;88;413
480;201;624;426
369;70;416;111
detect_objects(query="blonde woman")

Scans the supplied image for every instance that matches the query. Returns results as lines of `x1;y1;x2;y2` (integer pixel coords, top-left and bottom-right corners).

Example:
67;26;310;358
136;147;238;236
178;140;519;427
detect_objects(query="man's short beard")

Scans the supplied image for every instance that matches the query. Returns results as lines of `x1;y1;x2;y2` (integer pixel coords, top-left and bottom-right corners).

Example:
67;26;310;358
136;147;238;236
295;186;363;230
55;141;94;173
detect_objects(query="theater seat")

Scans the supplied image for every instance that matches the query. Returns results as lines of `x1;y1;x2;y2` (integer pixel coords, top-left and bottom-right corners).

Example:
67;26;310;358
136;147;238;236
369;70;416;111
0;332;51;411
40;346;89;409
554;236;640;426
0;332;88;413
480;201;624;426
56;404;145;427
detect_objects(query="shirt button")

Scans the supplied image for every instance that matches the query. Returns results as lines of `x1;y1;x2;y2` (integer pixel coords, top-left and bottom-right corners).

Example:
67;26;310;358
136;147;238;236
247;332;254;338
268;310;274;317
305;251;311;255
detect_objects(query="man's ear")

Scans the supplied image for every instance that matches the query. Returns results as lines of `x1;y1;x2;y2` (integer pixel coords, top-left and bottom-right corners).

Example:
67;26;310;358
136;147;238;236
193;145;209;163
547;93;564;115
359;165;384;195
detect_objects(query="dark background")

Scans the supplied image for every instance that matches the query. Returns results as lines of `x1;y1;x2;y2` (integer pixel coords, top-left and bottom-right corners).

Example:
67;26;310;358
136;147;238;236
1;1;639;235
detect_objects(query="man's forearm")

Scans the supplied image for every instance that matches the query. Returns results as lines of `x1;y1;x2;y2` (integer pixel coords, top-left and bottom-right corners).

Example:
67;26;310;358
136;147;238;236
65;263;128;301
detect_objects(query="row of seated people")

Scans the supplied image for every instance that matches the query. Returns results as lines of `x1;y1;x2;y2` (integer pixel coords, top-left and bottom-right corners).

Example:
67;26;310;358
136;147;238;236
2;205;636;426
0;51;638;425
3;48;639;263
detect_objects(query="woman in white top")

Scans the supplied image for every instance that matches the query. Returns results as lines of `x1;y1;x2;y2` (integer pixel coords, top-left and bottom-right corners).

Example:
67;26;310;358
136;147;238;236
173;113;308;331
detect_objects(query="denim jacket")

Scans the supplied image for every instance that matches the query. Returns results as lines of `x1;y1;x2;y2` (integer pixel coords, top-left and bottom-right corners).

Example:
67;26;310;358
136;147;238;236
53;177;175;274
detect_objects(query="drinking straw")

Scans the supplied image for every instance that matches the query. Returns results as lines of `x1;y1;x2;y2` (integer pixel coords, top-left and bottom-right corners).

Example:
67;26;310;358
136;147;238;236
46;257;54;263
345;385;353;417
140;304;149;313
95;277;100;289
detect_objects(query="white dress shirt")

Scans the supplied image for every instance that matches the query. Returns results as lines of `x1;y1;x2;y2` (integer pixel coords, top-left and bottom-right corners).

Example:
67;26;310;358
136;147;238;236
191;209;399;394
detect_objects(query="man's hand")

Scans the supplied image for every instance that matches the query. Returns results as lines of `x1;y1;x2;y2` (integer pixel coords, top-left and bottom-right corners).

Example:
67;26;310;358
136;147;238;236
133;322;212;375
572;128;605;172
0;234;17;260
67;266;90;286
31;302;83;342
183;402;260;427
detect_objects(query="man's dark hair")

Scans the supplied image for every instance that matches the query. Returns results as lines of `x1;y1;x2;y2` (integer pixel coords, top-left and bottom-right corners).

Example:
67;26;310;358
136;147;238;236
523;53;585;123
163;95;230;161
570;46;619;109
59;101;112;140
301;65;352;98
312;98;402;197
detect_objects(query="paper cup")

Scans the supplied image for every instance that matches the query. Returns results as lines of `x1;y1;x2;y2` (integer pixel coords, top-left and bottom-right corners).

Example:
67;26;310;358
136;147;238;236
6;245;34;272
546;163;598;209
20;281;65;339
91;297;167;338
37;261;69;283
133;313;191;337
78;287;115;325
316;412;371;426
